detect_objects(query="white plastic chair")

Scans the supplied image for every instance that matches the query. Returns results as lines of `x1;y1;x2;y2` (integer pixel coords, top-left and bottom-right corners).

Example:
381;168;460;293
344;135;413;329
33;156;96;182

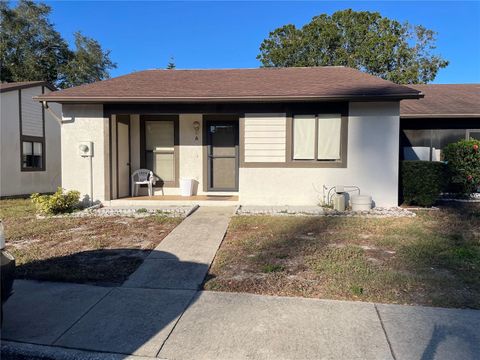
131;169;157;197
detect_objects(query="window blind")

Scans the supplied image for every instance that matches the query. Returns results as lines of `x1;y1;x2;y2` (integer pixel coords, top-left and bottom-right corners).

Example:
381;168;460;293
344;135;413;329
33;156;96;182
317;114;341;160
293;115;316;160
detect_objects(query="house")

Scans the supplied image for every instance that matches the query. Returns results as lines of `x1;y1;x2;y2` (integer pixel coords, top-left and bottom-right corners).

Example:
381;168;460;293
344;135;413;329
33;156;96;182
0;81;61;198
35;67;423;207
400;84;480;161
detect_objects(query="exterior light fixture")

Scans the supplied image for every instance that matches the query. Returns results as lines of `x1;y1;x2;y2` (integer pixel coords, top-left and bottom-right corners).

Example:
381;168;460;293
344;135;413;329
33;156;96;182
193;121;200;140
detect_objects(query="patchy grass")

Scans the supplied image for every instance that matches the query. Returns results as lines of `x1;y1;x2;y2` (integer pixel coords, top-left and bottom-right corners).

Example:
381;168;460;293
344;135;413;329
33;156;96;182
262;264;285;273
205;203;480;309
1;199;182;285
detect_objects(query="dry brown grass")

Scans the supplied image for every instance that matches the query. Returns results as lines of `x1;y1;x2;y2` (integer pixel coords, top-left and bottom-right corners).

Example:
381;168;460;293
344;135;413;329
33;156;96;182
1;199;182;285
205;204;480;309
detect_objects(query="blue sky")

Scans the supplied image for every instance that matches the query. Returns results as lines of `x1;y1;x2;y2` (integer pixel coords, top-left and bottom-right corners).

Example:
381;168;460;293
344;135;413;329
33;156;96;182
45;1;480;83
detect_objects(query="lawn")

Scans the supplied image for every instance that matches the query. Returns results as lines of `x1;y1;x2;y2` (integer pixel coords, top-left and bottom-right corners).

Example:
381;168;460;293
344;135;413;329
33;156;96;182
1;199;182;285
205;204;480;309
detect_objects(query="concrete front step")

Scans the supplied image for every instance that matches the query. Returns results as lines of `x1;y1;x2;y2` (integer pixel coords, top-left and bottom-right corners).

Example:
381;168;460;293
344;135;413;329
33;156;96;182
105;199;239;207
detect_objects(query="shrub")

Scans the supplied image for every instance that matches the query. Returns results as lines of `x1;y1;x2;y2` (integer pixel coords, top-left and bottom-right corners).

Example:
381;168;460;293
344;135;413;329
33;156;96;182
443;139;480;195
401;161;448;207
31;187;81;215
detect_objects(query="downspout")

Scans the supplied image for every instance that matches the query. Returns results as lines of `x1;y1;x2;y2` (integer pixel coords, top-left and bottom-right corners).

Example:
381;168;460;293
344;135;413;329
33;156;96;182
41;101;65;125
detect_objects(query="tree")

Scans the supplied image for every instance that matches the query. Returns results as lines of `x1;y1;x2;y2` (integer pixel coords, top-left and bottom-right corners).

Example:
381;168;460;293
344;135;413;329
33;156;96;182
166;57;176;69
0;0;70;84
61;32;117;88
257;9;449;84
0;0;116;88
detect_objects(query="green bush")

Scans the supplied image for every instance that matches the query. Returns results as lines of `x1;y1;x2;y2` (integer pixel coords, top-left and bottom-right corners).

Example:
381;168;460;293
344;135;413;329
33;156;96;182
31;187;81;215
401;161;448;207
443;139;480;195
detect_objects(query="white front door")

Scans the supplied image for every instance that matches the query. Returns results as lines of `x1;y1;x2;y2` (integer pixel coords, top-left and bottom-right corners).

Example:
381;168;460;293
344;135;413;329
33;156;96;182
117;116;130;198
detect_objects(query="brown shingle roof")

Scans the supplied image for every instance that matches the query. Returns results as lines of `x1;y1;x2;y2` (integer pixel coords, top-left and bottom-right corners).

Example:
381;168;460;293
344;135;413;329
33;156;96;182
401;84;480;117
0;81;55;93
36;67;421;103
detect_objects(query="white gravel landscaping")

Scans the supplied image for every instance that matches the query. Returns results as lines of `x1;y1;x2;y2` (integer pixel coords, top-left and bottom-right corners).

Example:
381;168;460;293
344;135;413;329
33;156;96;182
236;205;416;218
37;205;196;219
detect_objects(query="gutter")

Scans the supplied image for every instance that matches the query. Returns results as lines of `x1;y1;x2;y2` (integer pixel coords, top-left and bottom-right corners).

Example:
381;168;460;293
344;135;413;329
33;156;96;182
34;93;423;103
400;114;480;119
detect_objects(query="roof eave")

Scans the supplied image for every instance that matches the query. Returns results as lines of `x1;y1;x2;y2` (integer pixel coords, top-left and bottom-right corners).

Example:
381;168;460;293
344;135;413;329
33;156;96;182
401;114;480;119
34;93;423;103
0;81;56;93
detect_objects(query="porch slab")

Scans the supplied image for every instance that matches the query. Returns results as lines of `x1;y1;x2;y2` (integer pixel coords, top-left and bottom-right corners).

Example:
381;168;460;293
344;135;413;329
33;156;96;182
1;280;111;345
54;287;195;357
376;303;480;360
159;291;393;360
106;195;239;207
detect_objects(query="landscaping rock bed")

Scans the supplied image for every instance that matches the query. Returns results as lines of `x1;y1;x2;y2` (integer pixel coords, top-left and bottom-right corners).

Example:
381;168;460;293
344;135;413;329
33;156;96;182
37;205;195;218
236;205;416;218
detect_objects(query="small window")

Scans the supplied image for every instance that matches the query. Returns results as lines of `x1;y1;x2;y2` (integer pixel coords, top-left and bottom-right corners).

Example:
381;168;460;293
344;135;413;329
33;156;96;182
468;130;480;141
293;114;342;161
22;140;43;170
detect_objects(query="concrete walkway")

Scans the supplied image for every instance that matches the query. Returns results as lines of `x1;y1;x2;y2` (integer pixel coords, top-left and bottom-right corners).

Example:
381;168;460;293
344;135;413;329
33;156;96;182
2;280;479;360
123;206;235;290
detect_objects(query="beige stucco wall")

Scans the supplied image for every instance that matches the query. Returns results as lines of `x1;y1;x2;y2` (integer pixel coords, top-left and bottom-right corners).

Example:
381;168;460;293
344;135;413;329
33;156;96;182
61;104;109;203
178;114;204;194
0;86;61;197
239;102;401;207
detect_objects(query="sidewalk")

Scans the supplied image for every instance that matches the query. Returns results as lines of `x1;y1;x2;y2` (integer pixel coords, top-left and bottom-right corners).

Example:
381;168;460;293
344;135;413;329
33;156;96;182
2;280;479;360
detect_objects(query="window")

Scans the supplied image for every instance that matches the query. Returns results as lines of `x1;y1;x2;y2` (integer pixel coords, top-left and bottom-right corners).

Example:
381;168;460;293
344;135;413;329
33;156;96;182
468;130;480;141
401;129;475;161
143;118;178;186
293;114;342;161
22;138;44;170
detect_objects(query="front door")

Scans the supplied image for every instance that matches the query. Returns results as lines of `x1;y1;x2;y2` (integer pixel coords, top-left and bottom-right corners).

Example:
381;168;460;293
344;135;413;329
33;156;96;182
206;120;239;191
117;116;130;198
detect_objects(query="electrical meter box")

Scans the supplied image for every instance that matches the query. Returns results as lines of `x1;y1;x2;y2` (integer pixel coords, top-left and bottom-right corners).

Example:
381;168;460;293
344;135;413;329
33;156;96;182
78;142;93;157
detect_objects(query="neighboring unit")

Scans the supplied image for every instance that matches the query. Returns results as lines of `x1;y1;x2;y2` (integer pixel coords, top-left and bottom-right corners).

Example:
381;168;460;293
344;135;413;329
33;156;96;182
0;82;61;198
36;67;423;207
400;84;480;161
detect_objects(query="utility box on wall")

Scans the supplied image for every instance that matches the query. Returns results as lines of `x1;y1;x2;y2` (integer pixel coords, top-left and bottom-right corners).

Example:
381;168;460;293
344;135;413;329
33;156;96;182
78;141;93;157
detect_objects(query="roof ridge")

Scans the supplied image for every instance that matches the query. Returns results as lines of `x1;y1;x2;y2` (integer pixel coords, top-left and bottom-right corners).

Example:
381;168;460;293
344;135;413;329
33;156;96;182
138;66;348;71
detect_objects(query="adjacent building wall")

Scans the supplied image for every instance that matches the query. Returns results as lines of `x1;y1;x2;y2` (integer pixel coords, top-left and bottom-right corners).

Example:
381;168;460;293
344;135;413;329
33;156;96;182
61;104;110;203
0;86;61;197
239;102;400;207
